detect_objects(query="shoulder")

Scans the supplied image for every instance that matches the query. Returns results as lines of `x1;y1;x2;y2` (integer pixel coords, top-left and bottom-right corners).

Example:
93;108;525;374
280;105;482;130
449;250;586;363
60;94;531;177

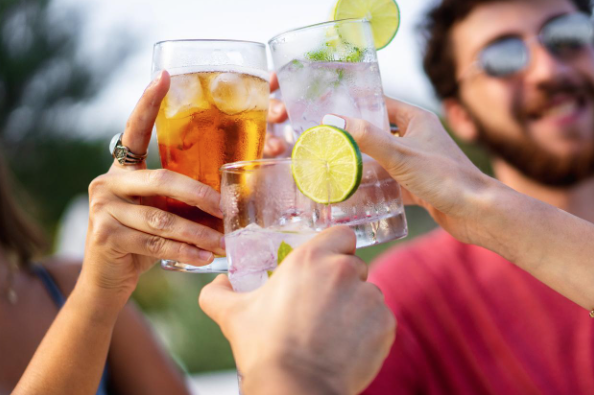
39;257;82;297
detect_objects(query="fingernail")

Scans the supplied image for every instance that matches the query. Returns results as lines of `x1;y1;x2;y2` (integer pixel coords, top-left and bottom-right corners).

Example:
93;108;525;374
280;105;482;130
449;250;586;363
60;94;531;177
198;250;214;263
149;71;163;88
323;114;346;129
271;101;284;115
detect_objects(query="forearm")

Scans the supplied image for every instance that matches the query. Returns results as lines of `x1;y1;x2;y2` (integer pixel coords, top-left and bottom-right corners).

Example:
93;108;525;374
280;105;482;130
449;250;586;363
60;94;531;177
472;179;594;310
13;277;129;395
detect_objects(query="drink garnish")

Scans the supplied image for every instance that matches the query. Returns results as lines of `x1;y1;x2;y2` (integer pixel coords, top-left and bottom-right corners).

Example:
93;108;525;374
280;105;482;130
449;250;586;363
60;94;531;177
333;0;401;50
267;241;295;277
291;125;362;204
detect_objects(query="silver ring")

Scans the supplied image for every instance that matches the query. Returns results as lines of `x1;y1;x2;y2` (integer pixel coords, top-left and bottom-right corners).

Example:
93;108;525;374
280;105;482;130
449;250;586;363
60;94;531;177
109;133;148;166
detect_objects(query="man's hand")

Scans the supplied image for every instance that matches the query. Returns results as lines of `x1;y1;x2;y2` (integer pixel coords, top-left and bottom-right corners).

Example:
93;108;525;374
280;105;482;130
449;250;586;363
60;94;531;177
199;226;396;395
264;73;289;157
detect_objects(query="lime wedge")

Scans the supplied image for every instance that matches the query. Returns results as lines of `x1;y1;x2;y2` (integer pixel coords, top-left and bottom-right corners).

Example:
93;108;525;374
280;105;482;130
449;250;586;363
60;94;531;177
268;241;294;277
292;125;362;204
334;0;401;50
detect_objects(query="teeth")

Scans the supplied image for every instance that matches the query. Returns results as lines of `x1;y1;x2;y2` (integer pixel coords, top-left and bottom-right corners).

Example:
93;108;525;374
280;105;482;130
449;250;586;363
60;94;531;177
542;100;579;118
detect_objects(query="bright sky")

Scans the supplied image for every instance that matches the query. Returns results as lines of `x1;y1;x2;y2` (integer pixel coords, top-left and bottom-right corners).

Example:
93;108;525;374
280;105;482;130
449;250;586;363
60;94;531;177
54;0;438;138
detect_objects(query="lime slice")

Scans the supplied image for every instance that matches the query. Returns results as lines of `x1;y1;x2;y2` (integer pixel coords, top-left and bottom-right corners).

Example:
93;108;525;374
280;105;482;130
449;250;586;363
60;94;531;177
292;125;362;204
268;241;294;277
334;0;401;50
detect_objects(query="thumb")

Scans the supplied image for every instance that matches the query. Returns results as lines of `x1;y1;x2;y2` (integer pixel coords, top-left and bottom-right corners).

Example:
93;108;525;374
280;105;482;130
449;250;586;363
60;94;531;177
198;274;242;324
112;70;171;172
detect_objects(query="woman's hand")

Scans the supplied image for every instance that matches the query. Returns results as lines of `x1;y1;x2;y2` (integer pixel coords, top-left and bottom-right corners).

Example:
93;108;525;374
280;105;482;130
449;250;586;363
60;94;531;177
81;71;225;303
323;97;497;245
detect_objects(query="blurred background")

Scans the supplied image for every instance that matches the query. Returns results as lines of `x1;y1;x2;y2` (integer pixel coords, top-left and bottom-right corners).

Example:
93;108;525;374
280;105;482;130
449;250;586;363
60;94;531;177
0;0;491;392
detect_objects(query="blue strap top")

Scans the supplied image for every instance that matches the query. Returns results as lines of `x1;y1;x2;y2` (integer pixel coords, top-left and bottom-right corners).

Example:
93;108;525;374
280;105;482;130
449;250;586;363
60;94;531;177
32;265;112;395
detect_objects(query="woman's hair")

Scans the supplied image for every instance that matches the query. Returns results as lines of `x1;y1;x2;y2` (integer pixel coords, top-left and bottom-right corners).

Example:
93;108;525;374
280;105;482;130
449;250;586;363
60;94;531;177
0;152;46;267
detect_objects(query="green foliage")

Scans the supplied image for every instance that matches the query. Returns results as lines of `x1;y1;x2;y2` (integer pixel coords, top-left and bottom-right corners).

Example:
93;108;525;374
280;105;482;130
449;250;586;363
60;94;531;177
0;0;131;241
0;0;132;141
6;138;111;239
134;268;236;372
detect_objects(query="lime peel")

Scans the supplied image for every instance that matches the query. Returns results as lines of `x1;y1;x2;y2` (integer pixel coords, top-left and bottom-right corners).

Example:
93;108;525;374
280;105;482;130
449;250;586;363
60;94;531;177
334;0;401;50
268;241;294;278
291;125;363;205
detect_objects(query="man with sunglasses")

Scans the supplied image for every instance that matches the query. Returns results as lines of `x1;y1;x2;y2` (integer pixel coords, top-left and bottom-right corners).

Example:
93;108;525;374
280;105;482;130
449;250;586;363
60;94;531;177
363;0;594;394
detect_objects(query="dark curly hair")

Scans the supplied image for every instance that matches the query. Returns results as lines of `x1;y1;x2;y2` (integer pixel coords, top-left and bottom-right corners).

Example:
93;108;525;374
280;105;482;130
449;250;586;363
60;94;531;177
421;0;593;100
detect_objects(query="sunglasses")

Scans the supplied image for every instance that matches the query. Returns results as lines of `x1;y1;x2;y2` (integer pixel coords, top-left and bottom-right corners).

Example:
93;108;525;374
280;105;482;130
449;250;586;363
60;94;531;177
461;12;594;80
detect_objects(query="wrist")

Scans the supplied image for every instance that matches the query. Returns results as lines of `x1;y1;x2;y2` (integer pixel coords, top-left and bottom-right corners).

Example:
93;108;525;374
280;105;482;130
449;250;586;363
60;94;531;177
72;271;132;321
465;177;517;248
242;357;347;395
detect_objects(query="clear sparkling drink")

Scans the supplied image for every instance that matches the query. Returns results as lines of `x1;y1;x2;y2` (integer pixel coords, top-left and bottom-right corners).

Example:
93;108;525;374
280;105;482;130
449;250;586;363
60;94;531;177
270;19;408;248
225;224;317;292
277;60;406;248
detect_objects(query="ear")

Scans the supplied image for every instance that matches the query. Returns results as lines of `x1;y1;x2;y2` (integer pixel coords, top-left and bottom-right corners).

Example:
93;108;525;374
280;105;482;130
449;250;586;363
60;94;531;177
443;98;478;142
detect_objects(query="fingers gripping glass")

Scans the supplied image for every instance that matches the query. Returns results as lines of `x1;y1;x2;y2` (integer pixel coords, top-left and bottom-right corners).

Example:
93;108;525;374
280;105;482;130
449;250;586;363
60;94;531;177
461;12;594;80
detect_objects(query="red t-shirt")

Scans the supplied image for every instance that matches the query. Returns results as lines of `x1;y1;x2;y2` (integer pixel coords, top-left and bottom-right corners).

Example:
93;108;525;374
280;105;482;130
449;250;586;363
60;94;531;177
363;229;594;395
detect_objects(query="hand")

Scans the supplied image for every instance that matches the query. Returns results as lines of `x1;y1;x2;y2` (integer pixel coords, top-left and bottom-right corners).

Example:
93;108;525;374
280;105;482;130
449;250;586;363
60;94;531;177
323;98;495;245
199;226;396;395
81;71;225;301
264;72;289;157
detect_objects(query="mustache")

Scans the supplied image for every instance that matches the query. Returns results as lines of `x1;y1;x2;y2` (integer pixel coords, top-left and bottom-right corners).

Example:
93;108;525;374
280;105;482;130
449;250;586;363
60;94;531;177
517;78;594;121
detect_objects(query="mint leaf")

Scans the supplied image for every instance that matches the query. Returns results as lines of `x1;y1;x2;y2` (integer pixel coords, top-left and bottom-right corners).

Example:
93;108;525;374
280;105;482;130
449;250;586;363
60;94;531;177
306;48;334;62
277;241;294;264
345;47;363;63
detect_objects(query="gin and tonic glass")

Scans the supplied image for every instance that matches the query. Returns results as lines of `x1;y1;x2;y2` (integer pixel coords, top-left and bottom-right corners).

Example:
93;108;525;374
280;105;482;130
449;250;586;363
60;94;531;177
152;39;269;272
220;158;328;292
269;19;408;247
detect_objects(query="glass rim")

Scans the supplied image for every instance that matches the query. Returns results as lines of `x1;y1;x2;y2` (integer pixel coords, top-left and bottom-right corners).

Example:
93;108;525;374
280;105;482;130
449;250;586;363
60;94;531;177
220;158;294;174
153;38;266;48
268;18;369;45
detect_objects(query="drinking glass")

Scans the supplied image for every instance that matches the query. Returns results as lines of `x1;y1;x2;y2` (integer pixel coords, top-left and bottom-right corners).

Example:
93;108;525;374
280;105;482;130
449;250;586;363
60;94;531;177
152;39;269;272
269;19;408;246
220;158;329;292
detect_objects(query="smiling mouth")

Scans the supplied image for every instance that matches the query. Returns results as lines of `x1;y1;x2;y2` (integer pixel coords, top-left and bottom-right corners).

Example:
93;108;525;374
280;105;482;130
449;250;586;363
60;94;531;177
528;94;588;122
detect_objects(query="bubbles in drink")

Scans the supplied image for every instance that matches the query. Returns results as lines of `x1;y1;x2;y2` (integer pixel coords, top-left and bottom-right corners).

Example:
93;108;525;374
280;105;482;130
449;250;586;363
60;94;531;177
226;224;317;292
155;68;269;232
278;60;387;134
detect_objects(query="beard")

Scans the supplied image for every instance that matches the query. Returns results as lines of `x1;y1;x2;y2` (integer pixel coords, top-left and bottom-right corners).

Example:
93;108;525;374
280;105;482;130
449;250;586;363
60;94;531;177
466;75;594;188
473;120;594;187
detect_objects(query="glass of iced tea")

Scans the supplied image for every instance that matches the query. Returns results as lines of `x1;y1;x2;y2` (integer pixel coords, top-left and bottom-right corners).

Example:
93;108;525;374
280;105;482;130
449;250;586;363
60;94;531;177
152;40;269;272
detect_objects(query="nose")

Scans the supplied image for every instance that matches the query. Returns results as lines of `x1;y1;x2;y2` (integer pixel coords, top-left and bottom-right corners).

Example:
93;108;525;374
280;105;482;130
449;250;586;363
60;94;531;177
523;41;572;86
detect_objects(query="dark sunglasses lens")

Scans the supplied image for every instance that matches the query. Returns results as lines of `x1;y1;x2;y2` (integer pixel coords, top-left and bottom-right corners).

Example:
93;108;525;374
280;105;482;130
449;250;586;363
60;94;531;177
542;13;594;55
480;38;528;77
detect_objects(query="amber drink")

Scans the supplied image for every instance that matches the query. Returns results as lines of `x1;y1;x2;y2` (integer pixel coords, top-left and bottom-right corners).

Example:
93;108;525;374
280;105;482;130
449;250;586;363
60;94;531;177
152;40;269;272
156;69;268;232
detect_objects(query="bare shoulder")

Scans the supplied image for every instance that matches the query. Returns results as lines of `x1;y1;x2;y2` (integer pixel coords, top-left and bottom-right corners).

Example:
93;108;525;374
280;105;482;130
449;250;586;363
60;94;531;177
39;257;82;297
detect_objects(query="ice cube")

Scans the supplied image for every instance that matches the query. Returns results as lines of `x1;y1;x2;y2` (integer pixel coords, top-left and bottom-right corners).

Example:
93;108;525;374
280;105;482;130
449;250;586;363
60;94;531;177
225;224;277;275
229;271;268;293
164;74;209;118
210;72;252;115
